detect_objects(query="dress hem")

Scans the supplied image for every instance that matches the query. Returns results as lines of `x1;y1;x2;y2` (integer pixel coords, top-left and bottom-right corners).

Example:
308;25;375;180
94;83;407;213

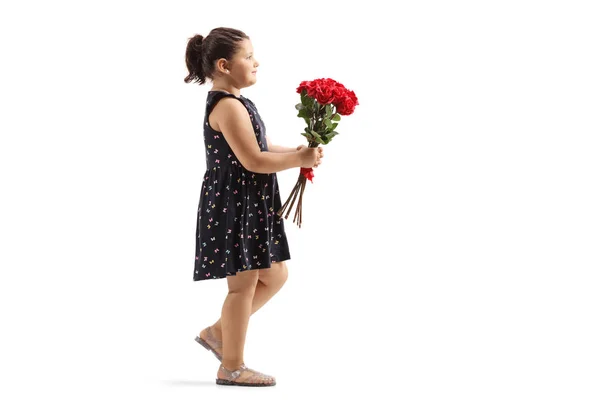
193;257;291;281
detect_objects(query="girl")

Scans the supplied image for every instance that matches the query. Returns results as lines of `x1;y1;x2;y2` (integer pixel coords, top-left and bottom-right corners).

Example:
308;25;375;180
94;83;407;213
184;27;323;387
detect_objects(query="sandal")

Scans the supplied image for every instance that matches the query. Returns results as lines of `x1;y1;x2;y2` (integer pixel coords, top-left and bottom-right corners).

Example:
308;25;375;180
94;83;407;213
216;364;276;387
194;326;223;361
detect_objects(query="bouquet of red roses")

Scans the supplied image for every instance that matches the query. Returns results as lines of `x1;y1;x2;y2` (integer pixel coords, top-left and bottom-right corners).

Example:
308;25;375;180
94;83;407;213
277;78;359;227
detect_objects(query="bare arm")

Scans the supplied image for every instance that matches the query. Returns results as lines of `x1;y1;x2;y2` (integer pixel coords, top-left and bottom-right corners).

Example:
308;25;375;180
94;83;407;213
266;135;297;153
215;98;302;174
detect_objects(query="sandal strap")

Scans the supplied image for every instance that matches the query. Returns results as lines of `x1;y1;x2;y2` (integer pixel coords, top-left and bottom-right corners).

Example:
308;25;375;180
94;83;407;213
219;364;274;383
219;365;242;380
206;326;222;348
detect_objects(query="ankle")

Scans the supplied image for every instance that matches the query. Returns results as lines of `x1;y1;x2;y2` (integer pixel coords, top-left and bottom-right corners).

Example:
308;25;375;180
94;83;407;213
221;360;244;371
210;323;222;337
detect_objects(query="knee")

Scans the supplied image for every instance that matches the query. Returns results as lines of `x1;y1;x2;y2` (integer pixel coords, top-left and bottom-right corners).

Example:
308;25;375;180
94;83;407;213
227;270;259;297
262;261;288;288
277;263;289;286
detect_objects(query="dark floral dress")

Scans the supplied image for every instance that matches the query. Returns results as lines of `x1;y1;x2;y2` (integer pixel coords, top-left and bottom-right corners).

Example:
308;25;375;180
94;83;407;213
193;91;291;281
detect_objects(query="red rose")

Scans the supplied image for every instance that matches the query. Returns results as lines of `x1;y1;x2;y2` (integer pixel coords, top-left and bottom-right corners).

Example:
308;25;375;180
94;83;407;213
335;90;358;116
296;80;318;98
297;78;358;115
296;80;309;93
332;85;347;105
321;78;338;88
314;84;335;105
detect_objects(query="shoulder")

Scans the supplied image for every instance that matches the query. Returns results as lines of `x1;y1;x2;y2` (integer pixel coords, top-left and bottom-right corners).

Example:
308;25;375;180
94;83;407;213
212;96;249;119
211;97;253;132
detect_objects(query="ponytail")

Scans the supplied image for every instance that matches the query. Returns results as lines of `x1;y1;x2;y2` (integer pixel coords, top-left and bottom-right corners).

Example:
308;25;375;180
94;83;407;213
184;34;206;84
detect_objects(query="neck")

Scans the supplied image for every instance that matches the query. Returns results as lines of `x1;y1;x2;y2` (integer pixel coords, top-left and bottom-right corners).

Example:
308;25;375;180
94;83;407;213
210;84;241;98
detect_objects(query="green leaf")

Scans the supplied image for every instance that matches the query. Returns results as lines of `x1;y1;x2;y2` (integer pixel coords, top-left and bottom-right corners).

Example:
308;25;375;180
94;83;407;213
309;130;320;139
301;92;312;107
313;135;325;144
297;108;311;119
331;122;338;130
295;103;304;111
301;132;312;140
332;113;341;121
325;131;339;140
323;118;333;129
325;104;333;119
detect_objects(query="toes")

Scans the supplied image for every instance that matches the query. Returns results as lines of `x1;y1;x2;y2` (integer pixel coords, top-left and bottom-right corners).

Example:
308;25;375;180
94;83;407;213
242;368;275;384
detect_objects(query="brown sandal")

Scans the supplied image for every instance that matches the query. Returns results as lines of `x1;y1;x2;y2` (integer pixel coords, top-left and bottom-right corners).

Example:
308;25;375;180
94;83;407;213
194;326;222;361
216;364;276;387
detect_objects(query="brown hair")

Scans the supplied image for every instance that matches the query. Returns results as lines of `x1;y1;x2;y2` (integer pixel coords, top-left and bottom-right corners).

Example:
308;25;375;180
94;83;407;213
184;27;249;85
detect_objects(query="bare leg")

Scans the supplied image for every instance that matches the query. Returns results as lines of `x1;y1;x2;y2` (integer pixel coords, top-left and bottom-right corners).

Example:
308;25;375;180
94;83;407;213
200;261;288;344
219;269;259;369
217;268;276;384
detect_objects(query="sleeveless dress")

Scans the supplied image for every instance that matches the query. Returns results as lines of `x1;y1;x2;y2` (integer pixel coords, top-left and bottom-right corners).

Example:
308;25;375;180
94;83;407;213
193;91;291;281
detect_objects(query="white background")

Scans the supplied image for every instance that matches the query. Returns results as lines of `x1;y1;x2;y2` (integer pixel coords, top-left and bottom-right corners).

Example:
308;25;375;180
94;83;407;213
1;0;599;399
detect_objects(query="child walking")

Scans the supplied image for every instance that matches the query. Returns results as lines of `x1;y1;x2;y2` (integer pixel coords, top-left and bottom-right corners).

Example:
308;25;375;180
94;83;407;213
184;27;323;386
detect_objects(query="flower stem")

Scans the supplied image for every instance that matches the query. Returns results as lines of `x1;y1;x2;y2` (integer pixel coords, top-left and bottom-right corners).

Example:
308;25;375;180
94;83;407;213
277;178;300;218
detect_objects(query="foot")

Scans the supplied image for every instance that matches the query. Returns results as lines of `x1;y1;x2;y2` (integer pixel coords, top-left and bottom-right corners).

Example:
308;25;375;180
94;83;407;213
199;326;223;359
217;363;276;386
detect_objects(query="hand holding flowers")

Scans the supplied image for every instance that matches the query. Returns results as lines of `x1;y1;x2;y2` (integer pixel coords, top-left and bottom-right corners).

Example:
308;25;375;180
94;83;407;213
277;78;358;227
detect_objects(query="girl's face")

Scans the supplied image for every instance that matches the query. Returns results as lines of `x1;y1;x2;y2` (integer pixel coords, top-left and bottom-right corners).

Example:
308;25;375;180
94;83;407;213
225;38;260;88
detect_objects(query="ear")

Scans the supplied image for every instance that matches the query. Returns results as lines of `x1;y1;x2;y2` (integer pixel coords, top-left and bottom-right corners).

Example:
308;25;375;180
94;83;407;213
216;58;229;74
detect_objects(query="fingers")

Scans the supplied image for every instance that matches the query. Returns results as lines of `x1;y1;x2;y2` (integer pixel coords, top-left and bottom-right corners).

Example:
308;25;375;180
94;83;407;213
314;152;322;168
313;147;324;167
